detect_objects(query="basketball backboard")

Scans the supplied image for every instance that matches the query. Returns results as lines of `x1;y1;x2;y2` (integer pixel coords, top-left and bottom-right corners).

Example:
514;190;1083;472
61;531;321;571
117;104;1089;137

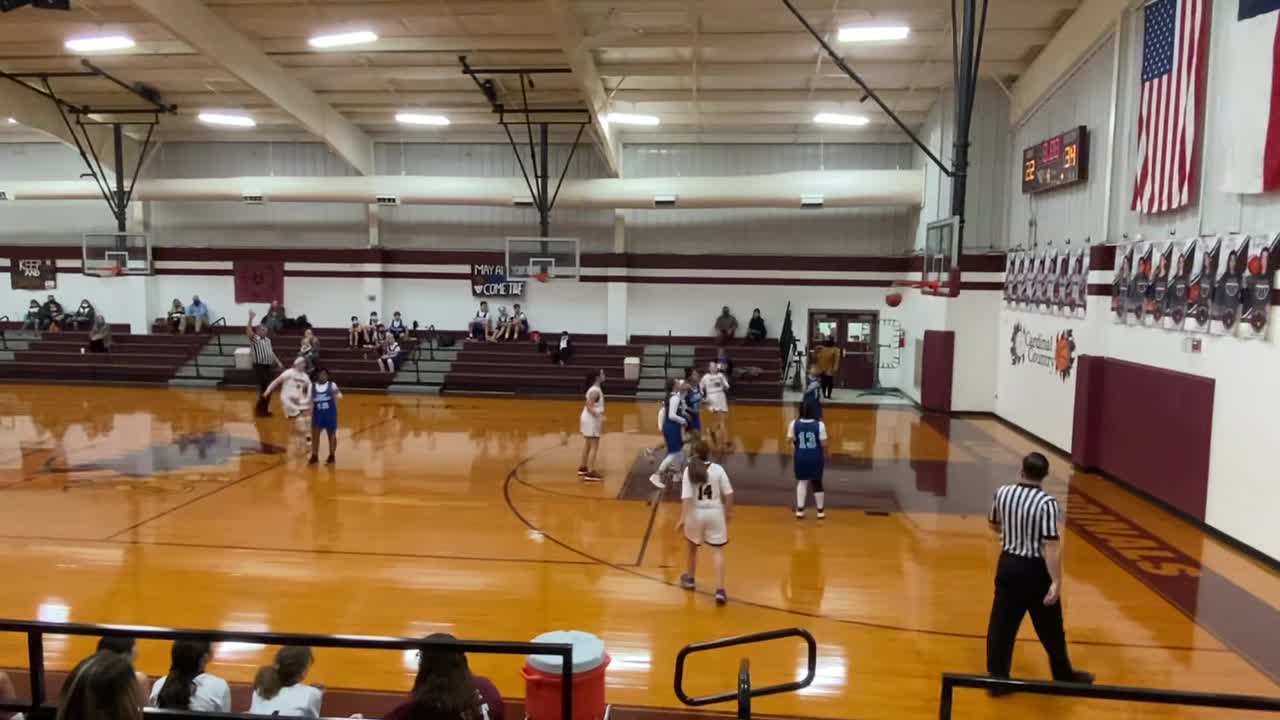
83;232;152;276
923;216;961;297
506;237;579;280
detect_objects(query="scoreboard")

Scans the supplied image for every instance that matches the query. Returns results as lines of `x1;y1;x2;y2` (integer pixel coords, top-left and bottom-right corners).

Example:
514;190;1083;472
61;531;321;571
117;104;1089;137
1021;125;1088;194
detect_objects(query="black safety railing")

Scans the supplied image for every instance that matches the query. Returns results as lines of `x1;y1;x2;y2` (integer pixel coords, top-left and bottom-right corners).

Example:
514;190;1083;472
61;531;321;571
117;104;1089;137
938;673;1280;719
663;330;673;382
211;316;228;354
0;619;574;720
675;628;817;720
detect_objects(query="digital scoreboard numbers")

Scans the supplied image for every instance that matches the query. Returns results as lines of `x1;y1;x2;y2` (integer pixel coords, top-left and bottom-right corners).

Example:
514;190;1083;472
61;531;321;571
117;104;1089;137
1021;125;1089;194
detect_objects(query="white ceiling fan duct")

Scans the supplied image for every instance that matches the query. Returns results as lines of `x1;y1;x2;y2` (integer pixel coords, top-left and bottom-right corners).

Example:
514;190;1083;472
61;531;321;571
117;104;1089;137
4;170;922;209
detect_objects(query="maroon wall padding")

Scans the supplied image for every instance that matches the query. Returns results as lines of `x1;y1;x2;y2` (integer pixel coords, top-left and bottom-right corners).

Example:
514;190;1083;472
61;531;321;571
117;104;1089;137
920;330;955;412
1070;355;1214;520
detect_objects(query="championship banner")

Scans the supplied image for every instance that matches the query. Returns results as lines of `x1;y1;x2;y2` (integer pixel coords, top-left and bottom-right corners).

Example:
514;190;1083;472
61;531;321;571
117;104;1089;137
1112;245;1133;324
1067;247;1088;319
1187;237;1217;333
1210;236;1243;336
10;258;57;290
1145;242;1169;328
233;259;284;305
471;264;525;297
1003;253;1016;305
1014;253;1029;307
1047;248;1063;313
1240;233;1279;339
1035;250;1050;311
1163;239;1194;331
1129;243;1153;326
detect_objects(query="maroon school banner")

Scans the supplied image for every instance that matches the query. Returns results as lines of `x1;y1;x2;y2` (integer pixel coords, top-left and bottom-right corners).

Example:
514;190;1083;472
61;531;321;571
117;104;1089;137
234;260;284;304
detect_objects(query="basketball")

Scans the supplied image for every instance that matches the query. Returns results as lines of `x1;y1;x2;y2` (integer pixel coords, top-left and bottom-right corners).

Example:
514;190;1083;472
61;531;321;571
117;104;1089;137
886;291;903;307
1248;255;1264;275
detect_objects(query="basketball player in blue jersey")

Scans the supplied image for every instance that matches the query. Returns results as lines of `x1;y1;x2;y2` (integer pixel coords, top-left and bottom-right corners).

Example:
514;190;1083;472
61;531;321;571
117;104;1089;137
308;368;343;466
787;402;829;519
649;379;688;489
683;369;703;443
801;363;824;421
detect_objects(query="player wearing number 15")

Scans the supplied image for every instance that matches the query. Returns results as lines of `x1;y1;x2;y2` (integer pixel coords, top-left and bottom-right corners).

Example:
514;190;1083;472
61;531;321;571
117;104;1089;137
678;441;735;606
787;402;828;519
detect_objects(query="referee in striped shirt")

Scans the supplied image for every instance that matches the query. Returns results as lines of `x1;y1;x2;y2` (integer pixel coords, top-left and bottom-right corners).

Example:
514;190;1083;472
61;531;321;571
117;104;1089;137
247;310;283;417
986;452;1093;689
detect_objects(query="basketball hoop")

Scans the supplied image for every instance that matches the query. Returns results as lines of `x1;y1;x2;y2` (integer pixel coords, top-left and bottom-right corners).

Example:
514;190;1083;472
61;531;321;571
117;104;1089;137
885;279;943;306
90;263;123;278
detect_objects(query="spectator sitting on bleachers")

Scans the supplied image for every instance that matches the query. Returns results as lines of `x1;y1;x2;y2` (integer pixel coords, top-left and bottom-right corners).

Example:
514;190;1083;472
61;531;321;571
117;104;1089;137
249;646;323;718
150;639;232;712
714;306;739;346
385;633;504;720
747;308;767;342
167;299;186;333
468;301;492;341
493;306;514;341
550;331;574;365
21;299;40;330
96;636;151;703
388;311;408;339
512;303;529;337
348;316;368;348
57;651;142;720
300;329;320;373
262;300;287;332
71;299;96;331
41;294;68;331
88;314;113;353
379;335;403;373
185;295;209;334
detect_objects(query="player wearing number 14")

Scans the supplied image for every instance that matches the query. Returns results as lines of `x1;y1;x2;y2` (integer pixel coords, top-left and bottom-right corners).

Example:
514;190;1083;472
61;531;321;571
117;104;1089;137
787;403;829;519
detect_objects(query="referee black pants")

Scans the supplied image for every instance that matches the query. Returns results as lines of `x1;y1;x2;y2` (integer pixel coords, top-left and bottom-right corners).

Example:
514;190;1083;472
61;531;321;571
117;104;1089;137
253;363;272;416
986;552;1076;680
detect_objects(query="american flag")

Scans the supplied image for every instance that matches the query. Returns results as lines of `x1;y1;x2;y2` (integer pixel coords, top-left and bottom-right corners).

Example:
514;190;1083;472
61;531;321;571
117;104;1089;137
1131;0;1208;214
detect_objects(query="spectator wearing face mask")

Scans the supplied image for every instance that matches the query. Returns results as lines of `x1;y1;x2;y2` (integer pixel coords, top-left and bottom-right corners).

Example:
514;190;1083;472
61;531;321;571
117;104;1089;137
262;301;287;332
166;299;186;333
72;299;96;331
184;296;209;334
388;311;408;339
348;316;366;348
21;299;41;330
40;294;68;331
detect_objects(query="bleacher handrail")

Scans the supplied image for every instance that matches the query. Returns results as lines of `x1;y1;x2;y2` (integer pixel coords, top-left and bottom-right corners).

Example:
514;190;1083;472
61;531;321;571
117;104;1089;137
0;619;575;720
674;627;816;717
938;673;1280;718
211;316;228;354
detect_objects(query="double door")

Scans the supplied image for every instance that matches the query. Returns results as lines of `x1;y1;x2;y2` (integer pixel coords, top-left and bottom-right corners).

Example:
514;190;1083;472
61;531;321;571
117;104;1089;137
808;310;879;390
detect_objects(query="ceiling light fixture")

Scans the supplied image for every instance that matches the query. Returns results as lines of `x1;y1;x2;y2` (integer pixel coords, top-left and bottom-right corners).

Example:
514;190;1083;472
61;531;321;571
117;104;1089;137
604;112;660;126
64;34;136;53
837;25;910;43
395;112;450;126
814;112;870;127
198;112;256;128
6;118;16;125
308;30;379;49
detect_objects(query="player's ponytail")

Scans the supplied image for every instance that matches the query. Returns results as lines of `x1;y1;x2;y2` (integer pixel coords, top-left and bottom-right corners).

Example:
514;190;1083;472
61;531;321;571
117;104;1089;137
254;646;312;701
688;441;711;485
156;639;211;709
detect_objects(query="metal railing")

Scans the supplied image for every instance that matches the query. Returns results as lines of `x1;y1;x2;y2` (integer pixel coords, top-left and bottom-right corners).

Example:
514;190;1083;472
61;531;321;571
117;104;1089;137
211;316;228;354
938;673;1280;719
675;628;817;720
0;619;574;720
0;315;9;351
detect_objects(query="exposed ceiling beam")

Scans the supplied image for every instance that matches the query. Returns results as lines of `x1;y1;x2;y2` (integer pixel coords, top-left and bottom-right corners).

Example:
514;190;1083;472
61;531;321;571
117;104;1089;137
129;0;375;175
543;0;621;177
1010;0;1125;123
0;78;140;179
598;60;1029;78
582;28;1056;50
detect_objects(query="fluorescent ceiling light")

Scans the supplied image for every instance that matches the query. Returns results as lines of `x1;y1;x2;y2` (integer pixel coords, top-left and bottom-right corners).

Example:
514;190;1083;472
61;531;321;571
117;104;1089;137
604;112;660;126
838;25;910;43
814;112;870;127
395;112;450;126
308;31;378;49
64;34;136;53
6;118;16;125
198;112;256;128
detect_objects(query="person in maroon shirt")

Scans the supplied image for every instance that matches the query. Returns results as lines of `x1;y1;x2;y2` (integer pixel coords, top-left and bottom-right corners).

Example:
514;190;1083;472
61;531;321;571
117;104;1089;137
385;634;504;720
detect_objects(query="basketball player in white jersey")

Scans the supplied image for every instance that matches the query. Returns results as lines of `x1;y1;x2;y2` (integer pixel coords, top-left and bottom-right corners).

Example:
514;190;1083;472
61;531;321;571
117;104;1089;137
263;358;313;450
700;361;731;451
677;441;734;605
578;369;606;481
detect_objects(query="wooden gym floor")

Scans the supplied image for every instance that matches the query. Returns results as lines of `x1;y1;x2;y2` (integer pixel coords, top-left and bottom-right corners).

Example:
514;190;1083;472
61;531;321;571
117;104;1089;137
0;384;1276;720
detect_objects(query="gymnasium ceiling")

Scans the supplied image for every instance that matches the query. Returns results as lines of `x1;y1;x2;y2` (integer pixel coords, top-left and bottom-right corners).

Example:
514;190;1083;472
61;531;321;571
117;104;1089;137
0;0;1081;170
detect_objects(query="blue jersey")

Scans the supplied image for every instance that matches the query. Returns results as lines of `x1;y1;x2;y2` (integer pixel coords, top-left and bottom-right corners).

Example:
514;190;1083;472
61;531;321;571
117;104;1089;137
683;387;703;431
311;381;339;430
802;377;823;420
791;418;826;481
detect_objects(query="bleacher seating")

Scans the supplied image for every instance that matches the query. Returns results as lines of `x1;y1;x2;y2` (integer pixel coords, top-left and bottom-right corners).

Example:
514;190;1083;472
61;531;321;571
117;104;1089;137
444;334;640;395
631;334;784;400
0;324;205;384
208;325;420;390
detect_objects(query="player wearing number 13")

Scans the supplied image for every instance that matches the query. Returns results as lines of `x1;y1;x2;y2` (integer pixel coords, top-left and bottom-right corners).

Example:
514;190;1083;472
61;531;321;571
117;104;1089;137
787;402;828;519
